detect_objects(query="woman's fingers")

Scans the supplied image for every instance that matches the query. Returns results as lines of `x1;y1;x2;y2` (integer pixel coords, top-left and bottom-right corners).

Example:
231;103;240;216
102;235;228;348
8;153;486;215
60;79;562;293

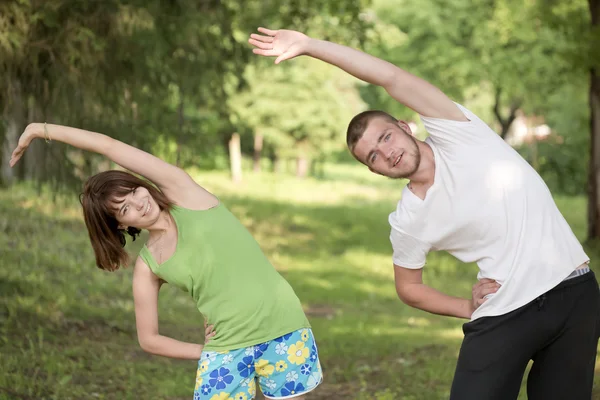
205;323;216;343
9;147;24;167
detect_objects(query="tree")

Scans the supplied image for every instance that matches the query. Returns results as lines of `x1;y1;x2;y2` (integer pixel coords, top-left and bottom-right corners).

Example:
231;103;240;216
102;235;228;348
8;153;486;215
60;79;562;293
527;0;599;238
0;0;370;186
360;0;573;138
0;0;157;187
229;7;370;177
230;57;364;177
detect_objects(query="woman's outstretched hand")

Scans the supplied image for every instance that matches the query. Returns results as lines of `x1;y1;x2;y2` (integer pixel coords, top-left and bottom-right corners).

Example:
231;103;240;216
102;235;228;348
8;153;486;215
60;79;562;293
10;123;43;167
248;27;310;64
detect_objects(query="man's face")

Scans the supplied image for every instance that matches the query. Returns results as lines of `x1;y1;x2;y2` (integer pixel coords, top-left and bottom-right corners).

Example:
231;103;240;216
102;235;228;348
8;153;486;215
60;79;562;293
352;117;421;179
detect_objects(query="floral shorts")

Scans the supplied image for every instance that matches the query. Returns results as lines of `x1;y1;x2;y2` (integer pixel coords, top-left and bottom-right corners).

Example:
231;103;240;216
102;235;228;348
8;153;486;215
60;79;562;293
194;328;323;399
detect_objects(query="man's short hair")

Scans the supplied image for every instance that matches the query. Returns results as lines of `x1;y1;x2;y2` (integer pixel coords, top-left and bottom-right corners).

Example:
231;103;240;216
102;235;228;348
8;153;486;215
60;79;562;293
346;110;398;152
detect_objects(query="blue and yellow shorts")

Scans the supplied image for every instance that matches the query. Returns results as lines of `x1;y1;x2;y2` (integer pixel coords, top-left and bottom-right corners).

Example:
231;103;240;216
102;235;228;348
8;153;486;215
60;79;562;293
194;328;323;399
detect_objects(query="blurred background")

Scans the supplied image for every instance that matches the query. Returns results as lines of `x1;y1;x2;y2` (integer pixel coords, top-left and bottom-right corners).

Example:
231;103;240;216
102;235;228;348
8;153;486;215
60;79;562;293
1;0;599;399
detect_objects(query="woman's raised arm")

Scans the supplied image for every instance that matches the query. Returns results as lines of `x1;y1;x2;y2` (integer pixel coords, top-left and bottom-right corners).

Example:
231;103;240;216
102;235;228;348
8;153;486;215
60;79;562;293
10;123;216;208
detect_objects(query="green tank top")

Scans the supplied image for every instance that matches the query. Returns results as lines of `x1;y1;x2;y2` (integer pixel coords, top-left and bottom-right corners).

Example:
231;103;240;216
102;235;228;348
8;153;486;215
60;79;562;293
139;203;310;351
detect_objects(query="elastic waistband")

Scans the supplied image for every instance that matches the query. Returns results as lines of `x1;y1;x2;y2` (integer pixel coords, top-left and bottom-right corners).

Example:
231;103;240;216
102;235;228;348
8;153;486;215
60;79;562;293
563;266;591;282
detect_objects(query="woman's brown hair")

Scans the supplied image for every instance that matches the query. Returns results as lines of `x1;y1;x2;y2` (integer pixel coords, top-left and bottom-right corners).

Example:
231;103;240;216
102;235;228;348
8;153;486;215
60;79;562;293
80;170;172;271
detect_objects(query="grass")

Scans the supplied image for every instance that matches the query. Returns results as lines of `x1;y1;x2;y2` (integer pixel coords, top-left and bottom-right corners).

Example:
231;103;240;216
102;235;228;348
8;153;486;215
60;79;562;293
1;163;599;399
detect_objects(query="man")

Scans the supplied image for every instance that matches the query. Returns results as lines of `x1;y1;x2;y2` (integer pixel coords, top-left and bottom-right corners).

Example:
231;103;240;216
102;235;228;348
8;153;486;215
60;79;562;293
249;27;599;399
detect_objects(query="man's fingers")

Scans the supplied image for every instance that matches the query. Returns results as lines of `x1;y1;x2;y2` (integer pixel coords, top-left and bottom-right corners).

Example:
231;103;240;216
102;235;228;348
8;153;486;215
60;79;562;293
252;48;279;57
481;282;500;291
473;282;500;299
250;33;273;43
479;286;499;297
248;38;273;50
474;279;496;289
257;27;278;36
275;52;292;64
473;280;500;291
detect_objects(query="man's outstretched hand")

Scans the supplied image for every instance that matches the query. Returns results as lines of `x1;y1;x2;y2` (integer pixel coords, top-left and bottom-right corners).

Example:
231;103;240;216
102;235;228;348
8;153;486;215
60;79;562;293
248;27;310;64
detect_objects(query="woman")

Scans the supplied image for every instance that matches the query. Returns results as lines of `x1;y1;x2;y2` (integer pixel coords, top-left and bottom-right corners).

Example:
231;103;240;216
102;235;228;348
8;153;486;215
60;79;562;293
10;123;323;400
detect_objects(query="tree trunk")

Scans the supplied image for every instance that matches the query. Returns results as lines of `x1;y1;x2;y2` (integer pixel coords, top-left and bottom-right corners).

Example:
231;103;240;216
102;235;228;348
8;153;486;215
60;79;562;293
229;133;242;183
1;80;25;186
271;154;282;173
310;157;325;178
253;133;263;172
176;85;184;167
296;156;309;178
587;0;600;239
23;98;45;181
493;87;520;140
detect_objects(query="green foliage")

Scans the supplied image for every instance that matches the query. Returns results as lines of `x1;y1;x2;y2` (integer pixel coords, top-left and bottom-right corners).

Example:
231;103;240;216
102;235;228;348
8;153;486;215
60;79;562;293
0;0;369;185
361;0;577;118
516;81;590;195
229;58;365;162
354;0;593;195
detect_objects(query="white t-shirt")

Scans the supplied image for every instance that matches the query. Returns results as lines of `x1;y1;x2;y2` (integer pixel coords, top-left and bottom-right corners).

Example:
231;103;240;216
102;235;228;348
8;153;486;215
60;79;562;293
389;103;589;320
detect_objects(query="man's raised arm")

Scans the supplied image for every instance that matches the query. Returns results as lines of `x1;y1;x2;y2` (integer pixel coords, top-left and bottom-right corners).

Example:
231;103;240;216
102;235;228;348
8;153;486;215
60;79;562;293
249;27;467;121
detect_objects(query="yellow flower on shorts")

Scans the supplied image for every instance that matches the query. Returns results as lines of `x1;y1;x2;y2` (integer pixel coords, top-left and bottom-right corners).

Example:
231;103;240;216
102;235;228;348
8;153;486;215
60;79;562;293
210;393;231;400
195;376;203;390
275;360;288;372
233;393;247;400
248;379;256;396
287;341;309;365
256;359;275;377
200;360;210;373
301;329;309;342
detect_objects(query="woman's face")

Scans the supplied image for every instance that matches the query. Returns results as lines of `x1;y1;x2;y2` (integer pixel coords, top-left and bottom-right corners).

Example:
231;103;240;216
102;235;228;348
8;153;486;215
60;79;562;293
112;186;161;229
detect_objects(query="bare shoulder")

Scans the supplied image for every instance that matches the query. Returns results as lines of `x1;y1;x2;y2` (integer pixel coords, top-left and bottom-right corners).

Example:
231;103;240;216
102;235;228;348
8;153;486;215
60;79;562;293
162;172;220;211
133;257;158;281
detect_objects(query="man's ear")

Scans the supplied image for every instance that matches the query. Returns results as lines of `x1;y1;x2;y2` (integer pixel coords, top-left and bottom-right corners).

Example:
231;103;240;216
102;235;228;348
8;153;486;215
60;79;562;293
397;120;413;136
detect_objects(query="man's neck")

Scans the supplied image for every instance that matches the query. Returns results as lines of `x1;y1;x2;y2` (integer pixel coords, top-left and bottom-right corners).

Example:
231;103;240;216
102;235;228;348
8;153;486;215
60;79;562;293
408;141;435;188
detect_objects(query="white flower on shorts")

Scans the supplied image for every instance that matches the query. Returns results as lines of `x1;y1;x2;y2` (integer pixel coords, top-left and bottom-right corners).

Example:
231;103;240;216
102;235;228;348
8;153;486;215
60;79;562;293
285;371;299;382
307;371;321;389
244;347;255;356
240;377;251;387
202;351;217;363
222;354;234;365
275;342;289;355
265;379;277;390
